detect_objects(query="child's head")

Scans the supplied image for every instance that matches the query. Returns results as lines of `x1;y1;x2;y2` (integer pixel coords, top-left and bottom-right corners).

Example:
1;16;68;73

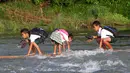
20;28;30;39
92;21;101;31
68;33;73;42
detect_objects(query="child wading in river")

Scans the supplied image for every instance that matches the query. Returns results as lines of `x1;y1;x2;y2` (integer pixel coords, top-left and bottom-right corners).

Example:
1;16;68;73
20;28;48;56
50;29;73;55
87;21;117;50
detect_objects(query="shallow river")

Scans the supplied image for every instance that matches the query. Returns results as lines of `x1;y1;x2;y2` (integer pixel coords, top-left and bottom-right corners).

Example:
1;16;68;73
0;37;130;73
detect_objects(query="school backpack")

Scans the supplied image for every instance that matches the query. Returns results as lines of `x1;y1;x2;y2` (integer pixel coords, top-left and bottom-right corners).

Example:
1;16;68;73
103;26;118;37
30;27;48;43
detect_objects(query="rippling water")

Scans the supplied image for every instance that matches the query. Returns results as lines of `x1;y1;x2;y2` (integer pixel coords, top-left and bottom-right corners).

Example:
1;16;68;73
0;38;130;73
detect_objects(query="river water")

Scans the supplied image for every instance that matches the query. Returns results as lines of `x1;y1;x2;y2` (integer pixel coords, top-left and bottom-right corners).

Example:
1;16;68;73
0;37;130;73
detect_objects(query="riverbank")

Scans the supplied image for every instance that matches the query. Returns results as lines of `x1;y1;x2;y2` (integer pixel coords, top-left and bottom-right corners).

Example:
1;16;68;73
0;1;130;36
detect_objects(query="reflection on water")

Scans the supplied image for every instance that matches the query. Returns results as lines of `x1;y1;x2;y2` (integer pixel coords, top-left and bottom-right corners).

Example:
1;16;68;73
0;38;130;73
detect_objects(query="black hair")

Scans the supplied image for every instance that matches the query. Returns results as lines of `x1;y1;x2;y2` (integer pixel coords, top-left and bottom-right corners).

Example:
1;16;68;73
68;33;73;38
20;28;30;35
92;21;101;27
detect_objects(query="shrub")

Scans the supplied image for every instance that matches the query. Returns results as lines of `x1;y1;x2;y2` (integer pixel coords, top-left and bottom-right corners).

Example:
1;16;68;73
31;0;45;5
101;13;130;25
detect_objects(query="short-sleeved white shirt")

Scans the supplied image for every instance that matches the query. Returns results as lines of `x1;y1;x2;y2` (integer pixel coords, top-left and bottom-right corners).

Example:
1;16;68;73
98;28;114;38
29;34;41;42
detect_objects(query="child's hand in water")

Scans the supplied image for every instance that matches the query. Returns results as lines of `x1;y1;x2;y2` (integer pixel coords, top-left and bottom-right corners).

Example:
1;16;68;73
93;36;97;39
85;35;94;42
87;39;93;43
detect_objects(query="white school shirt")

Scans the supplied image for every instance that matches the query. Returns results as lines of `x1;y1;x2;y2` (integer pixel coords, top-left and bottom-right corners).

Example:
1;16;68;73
98;28;114;38
29;34;41;42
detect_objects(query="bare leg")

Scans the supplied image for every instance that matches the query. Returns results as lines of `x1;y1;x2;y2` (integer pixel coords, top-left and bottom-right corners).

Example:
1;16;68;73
27;43;33;56
30;46;36;56
58;44;62;55
103;41;113;50
53;44;57;55
96;38;107;50
62;43;66;51
67;41;70;51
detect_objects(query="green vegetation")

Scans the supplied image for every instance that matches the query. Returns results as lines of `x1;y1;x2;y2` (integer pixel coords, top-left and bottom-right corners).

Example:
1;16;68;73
0;0;130;36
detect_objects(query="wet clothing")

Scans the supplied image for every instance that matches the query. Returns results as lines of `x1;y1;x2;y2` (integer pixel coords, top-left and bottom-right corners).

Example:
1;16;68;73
50;29;69;45
50;31;63;44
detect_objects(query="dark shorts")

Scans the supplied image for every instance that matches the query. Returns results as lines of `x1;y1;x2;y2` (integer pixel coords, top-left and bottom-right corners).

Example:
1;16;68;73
35;38;43;44
51;40;64;45
51;40;59;45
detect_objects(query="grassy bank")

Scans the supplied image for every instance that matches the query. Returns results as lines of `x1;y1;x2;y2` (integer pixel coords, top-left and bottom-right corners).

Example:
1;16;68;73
0;1;130;37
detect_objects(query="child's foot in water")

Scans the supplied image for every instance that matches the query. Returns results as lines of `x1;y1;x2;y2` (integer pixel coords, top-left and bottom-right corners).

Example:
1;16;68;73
29;53;36;56
50;53;56;57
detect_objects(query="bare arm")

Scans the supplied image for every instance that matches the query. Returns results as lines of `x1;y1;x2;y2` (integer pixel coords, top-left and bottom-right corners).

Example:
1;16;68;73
93;36;98;39
87;36;97;42
67;41;70;51
27;42;33;56
99;39;103;48
27;42;43;56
